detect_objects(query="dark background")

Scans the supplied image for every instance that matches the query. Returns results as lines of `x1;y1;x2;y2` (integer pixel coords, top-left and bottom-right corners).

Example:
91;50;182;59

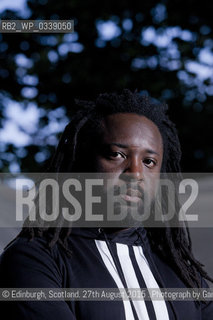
0;0;213;173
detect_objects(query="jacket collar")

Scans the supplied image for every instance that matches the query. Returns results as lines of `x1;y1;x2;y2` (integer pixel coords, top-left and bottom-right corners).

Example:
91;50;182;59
70;227;148;246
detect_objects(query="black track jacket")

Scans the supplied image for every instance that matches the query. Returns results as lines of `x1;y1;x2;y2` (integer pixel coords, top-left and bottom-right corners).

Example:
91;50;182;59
0;227;212;319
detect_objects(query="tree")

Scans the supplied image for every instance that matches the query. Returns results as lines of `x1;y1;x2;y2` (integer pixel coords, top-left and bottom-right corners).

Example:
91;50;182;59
1;0;213;172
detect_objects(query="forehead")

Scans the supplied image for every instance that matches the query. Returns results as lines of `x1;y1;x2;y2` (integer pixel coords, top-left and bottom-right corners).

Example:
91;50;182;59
100;113;163;150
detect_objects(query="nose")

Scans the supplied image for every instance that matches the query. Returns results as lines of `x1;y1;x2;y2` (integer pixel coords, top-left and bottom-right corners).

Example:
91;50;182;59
121;157;144;182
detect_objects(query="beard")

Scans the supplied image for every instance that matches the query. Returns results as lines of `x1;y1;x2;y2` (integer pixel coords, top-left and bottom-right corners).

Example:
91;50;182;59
99;184;155;228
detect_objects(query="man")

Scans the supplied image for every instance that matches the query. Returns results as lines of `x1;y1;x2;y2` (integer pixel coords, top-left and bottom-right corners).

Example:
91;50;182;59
0;89;212;319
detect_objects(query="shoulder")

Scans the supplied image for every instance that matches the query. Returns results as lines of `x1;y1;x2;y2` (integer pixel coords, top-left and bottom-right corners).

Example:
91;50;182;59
200;277;213;318
1;236;54;267
0;236;68;288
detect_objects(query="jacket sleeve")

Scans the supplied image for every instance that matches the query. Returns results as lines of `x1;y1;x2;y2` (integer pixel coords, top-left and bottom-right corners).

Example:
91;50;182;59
201;277;213;320
0;237;76;320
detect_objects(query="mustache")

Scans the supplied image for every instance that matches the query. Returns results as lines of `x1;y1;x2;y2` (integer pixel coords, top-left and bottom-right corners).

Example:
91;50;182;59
113;182;144;199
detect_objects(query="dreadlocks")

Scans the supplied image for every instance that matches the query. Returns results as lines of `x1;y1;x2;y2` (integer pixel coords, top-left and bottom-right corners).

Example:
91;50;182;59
18;88;213;289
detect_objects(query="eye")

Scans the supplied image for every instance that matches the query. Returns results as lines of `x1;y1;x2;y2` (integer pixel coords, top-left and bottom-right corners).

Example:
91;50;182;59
143;158;156;168
109;151;126;159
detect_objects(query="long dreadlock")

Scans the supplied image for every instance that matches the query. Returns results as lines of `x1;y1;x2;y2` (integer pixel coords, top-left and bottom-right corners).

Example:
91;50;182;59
18;88;213;290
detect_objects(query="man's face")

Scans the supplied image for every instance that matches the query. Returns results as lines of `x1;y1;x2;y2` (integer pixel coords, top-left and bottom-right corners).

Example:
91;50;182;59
92;113;164;216
73;112;164;225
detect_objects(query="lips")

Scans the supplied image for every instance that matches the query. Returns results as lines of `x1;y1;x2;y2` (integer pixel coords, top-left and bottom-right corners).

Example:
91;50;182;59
109;184;144;205
120;188;143;204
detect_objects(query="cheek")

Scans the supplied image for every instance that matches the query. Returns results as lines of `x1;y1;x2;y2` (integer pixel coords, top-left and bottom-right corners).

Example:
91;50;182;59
93;161;122;197
94;156;123;173
94;158;122;194
144;174;161;199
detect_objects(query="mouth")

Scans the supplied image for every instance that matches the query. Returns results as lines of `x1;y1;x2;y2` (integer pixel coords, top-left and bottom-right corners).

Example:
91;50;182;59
120;188;143;204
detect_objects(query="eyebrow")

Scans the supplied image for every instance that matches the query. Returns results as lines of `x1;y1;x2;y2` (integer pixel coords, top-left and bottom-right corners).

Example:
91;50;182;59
109;143;160;156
